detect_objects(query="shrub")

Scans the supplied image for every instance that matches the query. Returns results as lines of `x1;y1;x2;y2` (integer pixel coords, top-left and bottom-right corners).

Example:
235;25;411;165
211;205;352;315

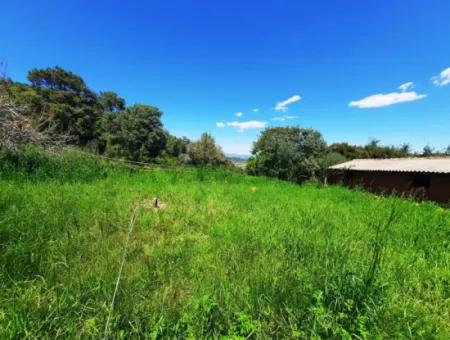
187;133;228;166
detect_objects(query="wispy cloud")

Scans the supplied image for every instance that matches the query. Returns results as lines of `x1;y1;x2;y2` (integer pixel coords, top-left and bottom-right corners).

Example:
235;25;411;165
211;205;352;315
432;67;450;87
253;108;259;113
272;115;297;122
216;122;225;128
226;120;267;132
349;85;426;108
398;81;414;92
275;94;301;112
235;112;243;117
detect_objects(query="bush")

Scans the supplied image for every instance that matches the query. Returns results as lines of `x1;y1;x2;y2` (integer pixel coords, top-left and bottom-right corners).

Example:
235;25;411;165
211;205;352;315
187;133;228;166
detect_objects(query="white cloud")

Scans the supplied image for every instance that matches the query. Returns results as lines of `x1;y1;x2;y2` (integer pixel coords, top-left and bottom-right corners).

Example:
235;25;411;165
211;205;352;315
253;108;259;113
398;82;414;92
432;67;450;87
235;112;243;117
226;120;267;132
272;115;297;122
349;91;426;108
275;94;301;112
216;122;225;128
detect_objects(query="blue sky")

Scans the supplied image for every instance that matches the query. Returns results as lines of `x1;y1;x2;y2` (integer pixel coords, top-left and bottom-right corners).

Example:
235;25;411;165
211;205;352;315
2;0;449;155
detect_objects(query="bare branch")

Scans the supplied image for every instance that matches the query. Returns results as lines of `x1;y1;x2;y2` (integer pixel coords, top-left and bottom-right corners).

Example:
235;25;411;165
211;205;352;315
0;85;68;153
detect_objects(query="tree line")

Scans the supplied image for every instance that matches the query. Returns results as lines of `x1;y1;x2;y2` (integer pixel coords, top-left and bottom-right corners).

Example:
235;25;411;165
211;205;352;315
0;66;228;166
247;126;450;183
1;65;448;182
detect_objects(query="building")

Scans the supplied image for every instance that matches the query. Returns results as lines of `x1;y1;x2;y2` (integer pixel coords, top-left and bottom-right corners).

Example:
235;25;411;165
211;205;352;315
328;158;450;203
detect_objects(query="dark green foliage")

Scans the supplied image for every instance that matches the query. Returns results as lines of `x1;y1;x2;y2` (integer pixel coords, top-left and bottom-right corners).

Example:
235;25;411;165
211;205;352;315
28;66;91;94
25;66;101;145
4;66;179;162
98;91;125;113
3;65;446;172
164;135;190;158
329;142;368;159
329;140;413;160
104;104;167;161
248;126;327;183
422;145;434;156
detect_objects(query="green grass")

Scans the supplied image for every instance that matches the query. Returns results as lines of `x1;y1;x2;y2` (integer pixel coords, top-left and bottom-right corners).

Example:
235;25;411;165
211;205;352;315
0;150;449;338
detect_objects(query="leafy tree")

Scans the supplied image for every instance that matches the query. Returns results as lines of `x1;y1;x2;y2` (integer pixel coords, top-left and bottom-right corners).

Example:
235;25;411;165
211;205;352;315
187;133;227;166
364;139;415;159
364;139;387;158
328;142;367;160
399;143;411;157
248;127;327;183
98;91;125;113
165;135;190;157
422;145;434;157
323;151;347;167
26;66;101;145
95;91;126;153
329;140;414;161
28;66;91;95
106;104;167;161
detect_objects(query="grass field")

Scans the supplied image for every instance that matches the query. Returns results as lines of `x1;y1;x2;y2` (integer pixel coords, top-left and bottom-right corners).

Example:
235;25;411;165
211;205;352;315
0;149;449;338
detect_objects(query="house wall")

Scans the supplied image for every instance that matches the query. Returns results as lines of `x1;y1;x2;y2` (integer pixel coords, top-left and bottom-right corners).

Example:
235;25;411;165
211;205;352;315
328;170;450;204
428;174;450;203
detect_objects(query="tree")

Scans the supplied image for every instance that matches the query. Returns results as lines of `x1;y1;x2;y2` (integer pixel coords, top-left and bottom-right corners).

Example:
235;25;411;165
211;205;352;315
187;133;227;166
248;127;327;183
28;66;91;95
328;142;367;160
106;104;167;161
422;145;434;157
98;91;125;113
26;66;101;145
364;139;386;158
323;151;347;167
165;135;190;158
399;143;411;157
329;141;413;160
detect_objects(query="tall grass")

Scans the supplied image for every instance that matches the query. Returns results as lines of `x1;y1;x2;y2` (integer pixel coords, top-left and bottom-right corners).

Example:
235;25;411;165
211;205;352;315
0;149;449;338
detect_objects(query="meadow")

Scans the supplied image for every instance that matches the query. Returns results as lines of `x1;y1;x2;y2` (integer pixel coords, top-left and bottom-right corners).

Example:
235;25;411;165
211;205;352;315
0;149;449;338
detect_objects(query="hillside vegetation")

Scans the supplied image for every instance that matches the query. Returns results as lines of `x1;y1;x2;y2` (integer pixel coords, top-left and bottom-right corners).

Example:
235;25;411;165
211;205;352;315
3;66;449;185
0;150;449;338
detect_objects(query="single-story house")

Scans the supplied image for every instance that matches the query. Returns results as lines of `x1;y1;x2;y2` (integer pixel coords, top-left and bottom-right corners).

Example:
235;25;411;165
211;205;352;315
328;158;450;203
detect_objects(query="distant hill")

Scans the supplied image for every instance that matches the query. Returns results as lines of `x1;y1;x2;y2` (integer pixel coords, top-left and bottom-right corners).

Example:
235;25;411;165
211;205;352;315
226;154;249;168
226;153;249;160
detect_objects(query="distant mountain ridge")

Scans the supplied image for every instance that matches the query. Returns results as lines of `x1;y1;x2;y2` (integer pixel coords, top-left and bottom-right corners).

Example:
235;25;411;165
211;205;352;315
226;153;250;160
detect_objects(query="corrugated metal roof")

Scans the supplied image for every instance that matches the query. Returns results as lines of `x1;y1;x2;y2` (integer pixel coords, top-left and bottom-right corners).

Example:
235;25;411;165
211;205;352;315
329;158;450;174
